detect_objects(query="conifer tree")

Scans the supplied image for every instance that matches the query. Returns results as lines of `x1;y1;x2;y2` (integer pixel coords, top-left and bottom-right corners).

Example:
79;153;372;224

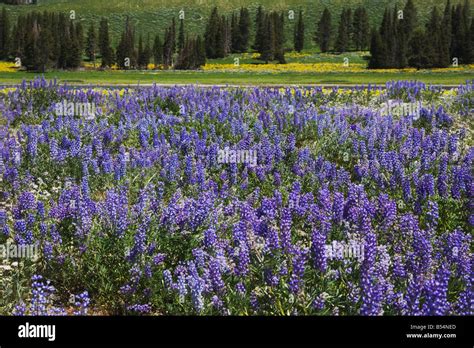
408;29;431;69
23;19;40;71
204;7;221;58
99;18;113;67
353;7;369;51
274;12;285;63
0;7;10;59
424;6;441;68
37;25;52;72
253;5;265;52
215;15;226;58
223;15;231;56
137;34;145;68
440;0;452;67
196;35;206;67
260;13;273;62
294;9;304;52
460;0;472;63
402;0;418;37
238;7;250;52
316;8;331;53
178;18;185;52
67;21;82;68
335;8;351;52
75;21;84;55
116;17;137;69
379;8;395;67
153;34;163;67
231;12;240;53
86;22;97;65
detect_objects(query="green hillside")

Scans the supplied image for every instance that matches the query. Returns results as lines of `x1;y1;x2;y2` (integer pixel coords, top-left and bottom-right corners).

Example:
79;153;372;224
2;0;472;48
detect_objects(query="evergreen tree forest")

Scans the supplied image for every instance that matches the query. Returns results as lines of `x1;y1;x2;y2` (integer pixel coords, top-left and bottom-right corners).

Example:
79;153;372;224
0;0;471;72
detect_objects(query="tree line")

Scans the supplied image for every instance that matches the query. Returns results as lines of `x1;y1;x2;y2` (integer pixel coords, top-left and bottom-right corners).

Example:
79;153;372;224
369;0;473;69
0;1;472;71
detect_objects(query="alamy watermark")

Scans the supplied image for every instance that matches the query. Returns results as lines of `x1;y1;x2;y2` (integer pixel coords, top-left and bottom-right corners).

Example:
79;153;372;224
217;147;258;167
54;100;97;120
0;243;39;260
381;100;422;120
325;241;364;262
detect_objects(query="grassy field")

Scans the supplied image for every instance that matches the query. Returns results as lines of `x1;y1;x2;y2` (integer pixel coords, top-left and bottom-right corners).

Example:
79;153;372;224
0;69;472;86
2;0;470;48
1;1;472;86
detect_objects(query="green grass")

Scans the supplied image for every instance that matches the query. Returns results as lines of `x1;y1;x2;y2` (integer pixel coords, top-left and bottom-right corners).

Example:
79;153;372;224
0;70;471;86
3;0;471;48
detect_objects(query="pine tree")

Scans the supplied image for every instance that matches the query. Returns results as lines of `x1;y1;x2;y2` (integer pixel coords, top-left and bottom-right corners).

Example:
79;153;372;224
440;0;452;67
274;12;285;63
86;22;97;66
170;17;176;54
469;19;474;64
196;35;206;67
144;34;152;68
57;13;69;69
116;17;137;69
204;7;221;58
50;12;61;64
215;15;226;58
424;6;441;68
10;14;26;60
0;7;10;59
99;18;113;67
368;28;383;69
353;7;369;51
403;0;419;68
163;28;172;68
223;15;231;56
316;8;331;53
294;9;304;52
253;5;265;52
175;36;191;70
394;6;408;68
37;25;53;72
238;7;250;52
177;18;185;52
451;4;464;62
408;29;431;69
75;21;84;55
460;0;472;63
231;12;240;53
23;19;39;71
153;34;163;67
335;8;350;52
67;21;82;69
137;34;145;68
260;13;273;62
379;8;395;67
402;0;418;37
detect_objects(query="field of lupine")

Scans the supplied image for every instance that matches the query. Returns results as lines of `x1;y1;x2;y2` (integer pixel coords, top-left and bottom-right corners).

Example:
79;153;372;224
0;78;472;316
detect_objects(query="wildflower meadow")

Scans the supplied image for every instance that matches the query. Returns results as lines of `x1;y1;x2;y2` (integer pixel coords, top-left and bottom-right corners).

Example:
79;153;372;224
0;78;472;316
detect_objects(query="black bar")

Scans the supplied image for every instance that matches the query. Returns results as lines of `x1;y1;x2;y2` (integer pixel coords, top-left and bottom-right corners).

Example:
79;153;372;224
0;316;472;346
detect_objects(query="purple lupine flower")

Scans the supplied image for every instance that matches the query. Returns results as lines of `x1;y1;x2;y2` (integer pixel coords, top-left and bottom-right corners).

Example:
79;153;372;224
280;207;292;253
289;247;308;294
163;270;174;289
209;259;225;293
73;291;90;315
187;262;205;313
332;191;344;224
311;228;327;272
422;265;451;315
426;200;439;229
